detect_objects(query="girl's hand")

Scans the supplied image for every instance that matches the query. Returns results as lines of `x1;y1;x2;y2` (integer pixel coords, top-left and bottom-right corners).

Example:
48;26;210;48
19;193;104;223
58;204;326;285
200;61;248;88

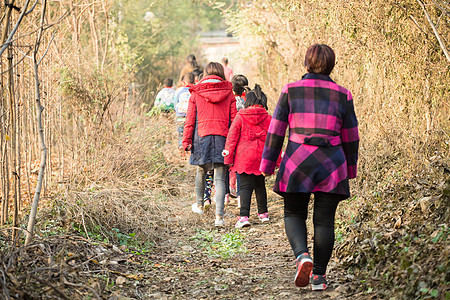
262;172;272;177
185;144;192;151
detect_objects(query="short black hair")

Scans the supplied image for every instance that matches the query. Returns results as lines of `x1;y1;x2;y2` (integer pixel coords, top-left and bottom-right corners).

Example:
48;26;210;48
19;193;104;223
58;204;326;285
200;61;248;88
231;74;249;96
163;78;173;87
183;73;195;84
192;68;202;77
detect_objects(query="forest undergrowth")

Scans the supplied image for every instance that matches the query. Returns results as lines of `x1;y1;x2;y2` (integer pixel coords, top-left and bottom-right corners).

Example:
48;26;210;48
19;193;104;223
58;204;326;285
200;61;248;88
0;0;449;299
0;112;448;299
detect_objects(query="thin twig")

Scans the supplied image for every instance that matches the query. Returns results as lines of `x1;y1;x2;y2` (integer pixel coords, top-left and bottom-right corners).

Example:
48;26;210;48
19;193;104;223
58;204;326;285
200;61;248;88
0;0;32;57
0;6;70;49
37;31;56;66
62;278;101;300
25;0;39;16
431;0;450;16
0;226;31;234
34;276;69;299
0;268;11;300
0;48;32;75
417;0;450;62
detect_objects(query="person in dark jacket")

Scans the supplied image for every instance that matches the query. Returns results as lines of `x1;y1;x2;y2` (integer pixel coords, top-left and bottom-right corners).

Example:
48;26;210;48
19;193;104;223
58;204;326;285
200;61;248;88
182;62;237;226
260;44;359;290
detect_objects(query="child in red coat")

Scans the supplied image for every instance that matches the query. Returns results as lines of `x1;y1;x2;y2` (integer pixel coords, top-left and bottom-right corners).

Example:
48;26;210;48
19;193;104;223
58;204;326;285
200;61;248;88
223;85;275;228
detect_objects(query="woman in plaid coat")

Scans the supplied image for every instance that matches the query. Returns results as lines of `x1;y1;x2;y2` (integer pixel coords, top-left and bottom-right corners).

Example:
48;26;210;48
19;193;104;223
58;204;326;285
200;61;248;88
260;44;359;290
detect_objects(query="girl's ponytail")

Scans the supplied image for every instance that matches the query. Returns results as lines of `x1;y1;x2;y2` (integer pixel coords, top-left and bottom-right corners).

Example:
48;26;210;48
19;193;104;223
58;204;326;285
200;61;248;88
245;84;268;110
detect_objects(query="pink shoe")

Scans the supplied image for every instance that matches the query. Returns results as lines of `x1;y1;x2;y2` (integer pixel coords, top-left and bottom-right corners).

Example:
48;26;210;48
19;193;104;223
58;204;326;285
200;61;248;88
235;216;250;228
258;212;269;222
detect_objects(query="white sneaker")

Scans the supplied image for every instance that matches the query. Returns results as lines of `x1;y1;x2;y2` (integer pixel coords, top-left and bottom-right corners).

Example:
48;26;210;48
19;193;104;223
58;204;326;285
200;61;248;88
215;215;225;227
191;203;204;215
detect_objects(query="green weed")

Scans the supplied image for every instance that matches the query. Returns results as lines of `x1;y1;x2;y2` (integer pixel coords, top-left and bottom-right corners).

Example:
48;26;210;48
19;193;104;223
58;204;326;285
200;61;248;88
190;229;248;259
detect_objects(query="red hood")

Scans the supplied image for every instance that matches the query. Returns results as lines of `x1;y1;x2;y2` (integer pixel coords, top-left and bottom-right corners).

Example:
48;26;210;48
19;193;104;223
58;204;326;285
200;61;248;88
190;75;233;103
239;106;269;125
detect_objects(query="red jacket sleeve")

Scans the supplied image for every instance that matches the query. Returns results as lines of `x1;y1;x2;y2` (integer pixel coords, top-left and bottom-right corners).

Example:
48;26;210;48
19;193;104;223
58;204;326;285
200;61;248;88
224;114;242;165
182;93;197;150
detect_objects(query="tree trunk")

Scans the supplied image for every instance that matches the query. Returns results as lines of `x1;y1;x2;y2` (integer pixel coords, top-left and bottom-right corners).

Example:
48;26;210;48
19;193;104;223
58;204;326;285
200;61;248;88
25;0;48;246
1;0;15;227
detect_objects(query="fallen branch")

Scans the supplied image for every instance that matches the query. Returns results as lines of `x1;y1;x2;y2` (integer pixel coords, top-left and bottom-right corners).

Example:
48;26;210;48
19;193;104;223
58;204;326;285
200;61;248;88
62;278;101;300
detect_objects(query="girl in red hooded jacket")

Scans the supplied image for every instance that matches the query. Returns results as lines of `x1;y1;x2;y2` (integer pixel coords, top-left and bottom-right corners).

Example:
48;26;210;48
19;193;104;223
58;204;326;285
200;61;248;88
183;62;237;227
223;85;277;228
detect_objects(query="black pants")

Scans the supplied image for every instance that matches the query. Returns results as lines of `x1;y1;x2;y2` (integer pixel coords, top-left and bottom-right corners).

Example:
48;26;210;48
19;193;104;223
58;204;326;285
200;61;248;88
239;173;267;217
284;192;342;275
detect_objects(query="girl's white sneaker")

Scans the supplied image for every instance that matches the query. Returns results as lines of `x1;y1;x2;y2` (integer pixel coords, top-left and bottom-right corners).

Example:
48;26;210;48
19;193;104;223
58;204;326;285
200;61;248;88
215;215;225;227
191;203;204;215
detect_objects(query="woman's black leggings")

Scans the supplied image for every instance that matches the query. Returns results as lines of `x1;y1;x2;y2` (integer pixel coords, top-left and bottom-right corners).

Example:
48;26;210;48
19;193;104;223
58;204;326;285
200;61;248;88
239;173;267;217
284;192;342;275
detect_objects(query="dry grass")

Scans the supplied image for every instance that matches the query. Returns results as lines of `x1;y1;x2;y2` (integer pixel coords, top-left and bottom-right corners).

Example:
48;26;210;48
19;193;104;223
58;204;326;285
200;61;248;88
51;112;198;244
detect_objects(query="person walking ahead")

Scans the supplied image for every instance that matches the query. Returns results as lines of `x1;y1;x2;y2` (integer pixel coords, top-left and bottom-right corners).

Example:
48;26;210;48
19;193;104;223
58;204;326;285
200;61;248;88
183;62;237;226
260;44;359;290
223;84;277;228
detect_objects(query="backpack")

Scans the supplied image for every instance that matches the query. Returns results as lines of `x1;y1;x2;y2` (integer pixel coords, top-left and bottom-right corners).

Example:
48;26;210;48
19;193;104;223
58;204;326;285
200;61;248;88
177;89;191;114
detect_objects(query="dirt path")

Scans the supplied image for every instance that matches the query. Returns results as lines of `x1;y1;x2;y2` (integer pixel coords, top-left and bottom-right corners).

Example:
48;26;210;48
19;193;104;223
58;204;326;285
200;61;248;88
123;132;366;299
136;187;364;300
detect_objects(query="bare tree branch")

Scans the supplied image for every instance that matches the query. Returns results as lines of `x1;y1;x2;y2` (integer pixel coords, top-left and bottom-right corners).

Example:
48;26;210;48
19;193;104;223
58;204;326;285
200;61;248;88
0;0;32;57
25;0;39;16
417;0;450;62
0;47;32;75
431;0;450;16
38;30;56;65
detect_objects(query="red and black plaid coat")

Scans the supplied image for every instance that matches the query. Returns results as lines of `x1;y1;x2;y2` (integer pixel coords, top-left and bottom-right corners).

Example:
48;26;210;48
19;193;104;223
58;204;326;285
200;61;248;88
259;73;359;197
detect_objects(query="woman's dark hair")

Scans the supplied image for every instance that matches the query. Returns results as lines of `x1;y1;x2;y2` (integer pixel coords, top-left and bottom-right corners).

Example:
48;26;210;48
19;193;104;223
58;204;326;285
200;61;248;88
187;54;199;69
304;44;335;75
244;84;268;110
231;74;250;96
204;62;225;80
